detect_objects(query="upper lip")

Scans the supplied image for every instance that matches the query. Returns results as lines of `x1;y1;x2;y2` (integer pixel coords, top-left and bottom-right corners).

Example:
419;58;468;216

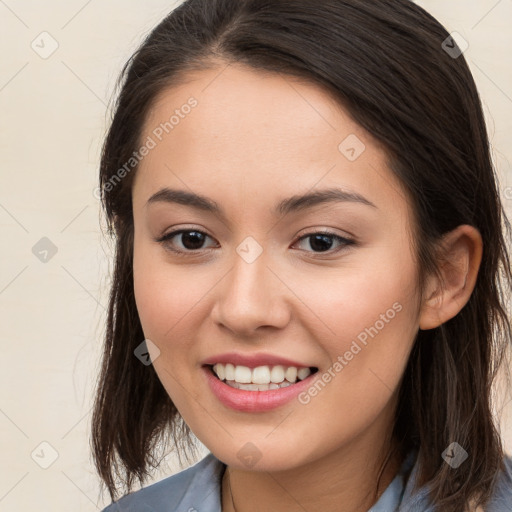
201;352;316;369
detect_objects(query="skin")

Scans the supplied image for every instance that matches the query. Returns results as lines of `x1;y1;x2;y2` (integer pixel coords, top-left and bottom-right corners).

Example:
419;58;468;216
131;62;483;512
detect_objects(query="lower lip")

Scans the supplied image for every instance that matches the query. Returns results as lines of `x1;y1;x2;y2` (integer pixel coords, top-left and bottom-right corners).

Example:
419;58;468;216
202;365;318;412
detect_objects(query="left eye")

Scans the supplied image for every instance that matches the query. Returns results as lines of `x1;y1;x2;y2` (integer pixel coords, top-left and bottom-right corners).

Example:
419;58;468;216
294;231;355;253
157;229;355;255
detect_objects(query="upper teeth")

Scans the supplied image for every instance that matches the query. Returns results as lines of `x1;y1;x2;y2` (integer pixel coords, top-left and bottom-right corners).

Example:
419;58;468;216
212;363;312;384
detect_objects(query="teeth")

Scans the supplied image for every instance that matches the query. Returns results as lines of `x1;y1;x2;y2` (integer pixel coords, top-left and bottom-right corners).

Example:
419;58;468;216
212;363;313;387
214;363;225;381
227;381;292;391
270;365;285;383
285;367;297;382
234;365;252;383
225;363;235;381
253;366;271;384
297;367;311;380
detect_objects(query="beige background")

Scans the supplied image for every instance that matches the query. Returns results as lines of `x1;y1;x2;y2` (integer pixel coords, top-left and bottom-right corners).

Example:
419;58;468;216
1;1;511;510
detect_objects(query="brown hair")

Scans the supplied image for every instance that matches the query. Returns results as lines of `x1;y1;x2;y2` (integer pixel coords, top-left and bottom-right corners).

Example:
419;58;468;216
91;1;512;510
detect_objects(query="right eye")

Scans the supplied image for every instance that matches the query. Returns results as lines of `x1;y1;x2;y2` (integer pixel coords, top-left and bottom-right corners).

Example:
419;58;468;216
156;229;218;255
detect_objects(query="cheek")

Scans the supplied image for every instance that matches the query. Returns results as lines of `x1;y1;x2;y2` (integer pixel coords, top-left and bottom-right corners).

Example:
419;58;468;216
132;243;215;359
302;251;418;345
307;244;419;399
133;241;187;344
132;250;205;406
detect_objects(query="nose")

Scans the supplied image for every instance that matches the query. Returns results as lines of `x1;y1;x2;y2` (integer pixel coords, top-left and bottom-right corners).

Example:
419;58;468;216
210;247;291;338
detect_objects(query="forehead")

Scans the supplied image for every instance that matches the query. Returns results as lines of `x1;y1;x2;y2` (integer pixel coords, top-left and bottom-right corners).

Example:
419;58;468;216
133;63;412;226
143;63;361;154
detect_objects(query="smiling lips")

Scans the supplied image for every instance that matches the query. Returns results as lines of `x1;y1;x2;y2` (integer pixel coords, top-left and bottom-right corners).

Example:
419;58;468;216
203;363;318;412
201;352;319;409
201;352;318;392
211;363;314;391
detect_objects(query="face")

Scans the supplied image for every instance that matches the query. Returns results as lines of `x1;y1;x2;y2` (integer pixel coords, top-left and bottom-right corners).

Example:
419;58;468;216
131;63;423;472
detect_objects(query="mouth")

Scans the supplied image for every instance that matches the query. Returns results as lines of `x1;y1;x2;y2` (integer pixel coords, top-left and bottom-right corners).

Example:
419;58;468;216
204;363;319;392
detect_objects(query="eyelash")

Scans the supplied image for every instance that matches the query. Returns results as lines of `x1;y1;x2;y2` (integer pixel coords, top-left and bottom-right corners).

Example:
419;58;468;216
155;228;356;258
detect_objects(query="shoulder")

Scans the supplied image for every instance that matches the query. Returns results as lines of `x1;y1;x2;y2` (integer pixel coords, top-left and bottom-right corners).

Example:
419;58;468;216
485;453;512;512
101;453;226;512
401;452;512;512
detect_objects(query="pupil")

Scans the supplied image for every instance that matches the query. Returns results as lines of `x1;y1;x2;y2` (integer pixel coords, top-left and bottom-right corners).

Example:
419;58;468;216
310;234;333;252
182;231;204;250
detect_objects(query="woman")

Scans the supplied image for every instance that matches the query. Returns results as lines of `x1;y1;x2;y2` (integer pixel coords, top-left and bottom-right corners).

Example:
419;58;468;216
92;1;512;510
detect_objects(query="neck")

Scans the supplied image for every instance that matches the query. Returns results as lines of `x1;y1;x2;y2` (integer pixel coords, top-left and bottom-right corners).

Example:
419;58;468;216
221;430;403;512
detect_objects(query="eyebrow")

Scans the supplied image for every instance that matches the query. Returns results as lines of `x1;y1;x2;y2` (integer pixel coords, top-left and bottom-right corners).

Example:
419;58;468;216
145;186;377;219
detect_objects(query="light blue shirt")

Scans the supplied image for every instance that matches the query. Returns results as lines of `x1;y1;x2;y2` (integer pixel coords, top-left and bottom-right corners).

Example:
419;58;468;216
102;450;512;511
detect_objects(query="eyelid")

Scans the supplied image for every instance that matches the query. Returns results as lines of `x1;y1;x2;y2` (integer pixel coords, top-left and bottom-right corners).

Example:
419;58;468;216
295;226;356;241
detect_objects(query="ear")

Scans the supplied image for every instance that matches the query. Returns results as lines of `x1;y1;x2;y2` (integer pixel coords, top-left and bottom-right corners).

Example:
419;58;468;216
419;225;483;330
